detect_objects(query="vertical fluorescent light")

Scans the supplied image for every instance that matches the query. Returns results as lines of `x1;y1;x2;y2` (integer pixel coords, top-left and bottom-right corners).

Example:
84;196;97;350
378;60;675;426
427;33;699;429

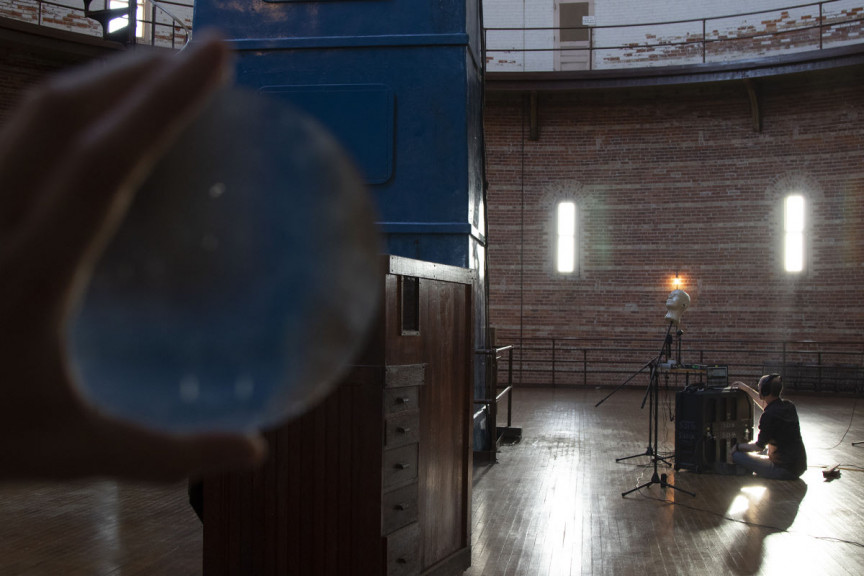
784;194;805;272
557;202;576;273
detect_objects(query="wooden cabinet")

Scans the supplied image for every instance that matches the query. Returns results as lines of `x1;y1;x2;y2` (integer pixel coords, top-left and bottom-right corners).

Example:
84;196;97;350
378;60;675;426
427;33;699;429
203;255;474;576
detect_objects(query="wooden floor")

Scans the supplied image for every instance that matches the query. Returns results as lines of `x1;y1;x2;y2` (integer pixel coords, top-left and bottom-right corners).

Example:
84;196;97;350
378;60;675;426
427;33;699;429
1;387;862;575
466;388;864;576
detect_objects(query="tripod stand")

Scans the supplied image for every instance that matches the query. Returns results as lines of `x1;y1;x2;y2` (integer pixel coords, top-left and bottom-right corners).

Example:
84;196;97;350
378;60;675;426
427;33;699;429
621;354;695;497
614;360;674;468
596;322;695;498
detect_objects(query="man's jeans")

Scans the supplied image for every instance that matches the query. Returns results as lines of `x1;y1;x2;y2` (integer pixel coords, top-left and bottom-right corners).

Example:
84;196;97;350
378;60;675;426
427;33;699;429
732;450;800;480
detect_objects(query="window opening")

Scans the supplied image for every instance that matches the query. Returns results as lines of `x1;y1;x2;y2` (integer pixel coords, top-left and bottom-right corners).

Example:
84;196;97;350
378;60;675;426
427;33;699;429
784;194;805;273
400;276;420;334
557;201;577;274
109;1;146;38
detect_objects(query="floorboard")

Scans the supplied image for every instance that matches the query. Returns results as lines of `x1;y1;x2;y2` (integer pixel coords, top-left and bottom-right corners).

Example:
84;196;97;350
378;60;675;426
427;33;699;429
0;386;862;575
465;387;864;576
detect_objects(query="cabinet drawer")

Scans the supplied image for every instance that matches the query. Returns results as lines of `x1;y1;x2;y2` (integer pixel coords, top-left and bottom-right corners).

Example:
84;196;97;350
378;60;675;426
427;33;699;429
383;444;418;490
385;411;419;447
386;522;419;576
384;386;419;415
385;364;425;389
383;482;418;535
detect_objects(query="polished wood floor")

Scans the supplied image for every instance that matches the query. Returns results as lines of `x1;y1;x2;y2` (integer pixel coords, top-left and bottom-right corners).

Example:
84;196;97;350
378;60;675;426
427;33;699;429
1;387;862;575
466;388;864;576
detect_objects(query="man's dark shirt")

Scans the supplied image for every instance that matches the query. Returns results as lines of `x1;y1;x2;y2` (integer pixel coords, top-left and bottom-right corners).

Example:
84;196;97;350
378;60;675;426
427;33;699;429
757;398;807;476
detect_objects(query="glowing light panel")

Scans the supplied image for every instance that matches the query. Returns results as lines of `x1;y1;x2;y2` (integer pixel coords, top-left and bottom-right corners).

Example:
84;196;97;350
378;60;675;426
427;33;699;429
784;194;805;272
557;202;576;273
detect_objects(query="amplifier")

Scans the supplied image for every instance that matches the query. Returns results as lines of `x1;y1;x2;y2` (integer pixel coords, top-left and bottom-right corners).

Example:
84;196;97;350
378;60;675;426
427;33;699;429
674;388;753;474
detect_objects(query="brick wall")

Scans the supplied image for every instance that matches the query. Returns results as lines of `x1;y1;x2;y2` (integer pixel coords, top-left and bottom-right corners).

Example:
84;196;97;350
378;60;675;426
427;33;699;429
484;67;864;377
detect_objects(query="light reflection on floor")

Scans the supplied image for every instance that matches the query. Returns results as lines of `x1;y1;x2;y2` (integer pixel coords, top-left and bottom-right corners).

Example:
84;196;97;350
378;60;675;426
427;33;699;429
466;388;864;576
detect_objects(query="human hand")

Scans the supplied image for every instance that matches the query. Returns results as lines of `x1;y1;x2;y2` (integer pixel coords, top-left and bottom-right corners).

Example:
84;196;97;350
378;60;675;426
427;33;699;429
0;33;266;482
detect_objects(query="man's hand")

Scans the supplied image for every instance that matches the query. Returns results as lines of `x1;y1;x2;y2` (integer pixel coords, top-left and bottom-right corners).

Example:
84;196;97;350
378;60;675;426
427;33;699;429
0;34;266;482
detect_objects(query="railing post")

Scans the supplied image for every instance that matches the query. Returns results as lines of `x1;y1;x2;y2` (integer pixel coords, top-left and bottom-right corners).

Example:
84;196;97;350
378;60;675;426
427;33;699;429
552;339;556;387
702;18;707;63
818;350;823;391
583;349;588;387
782;341;787;376
149;3;155;46
507;348;514;427
819;1;824;50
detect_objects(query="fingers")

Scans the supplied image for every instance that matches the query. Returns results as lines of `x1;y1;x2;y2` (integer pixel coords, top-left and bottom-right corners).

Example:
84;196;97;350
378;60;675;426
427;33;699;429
98;430;269;483
9;33;234;309
78;405;268;482
0;49;170;233
0;397;268;482
67;420;268;482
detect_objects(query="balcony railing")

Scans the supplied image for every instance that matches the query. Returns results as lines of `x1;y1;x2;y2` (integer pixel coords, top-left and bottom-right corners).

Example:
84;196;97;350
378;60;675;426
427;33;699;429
500;337;864;395
484;0;864;72
1;0;192;49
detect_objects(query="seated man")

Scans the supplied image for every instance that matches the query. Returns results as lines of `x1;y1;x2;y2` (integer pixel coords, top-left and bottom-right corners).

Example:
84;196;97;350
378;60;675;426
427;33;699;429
731;374;807;480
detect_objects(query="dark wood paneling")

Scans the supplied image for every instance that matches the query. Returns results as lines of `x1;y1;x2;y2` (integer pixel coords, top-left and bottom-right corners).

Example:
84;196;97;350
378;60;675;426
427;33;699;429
419;281;472;568
203;256;473;575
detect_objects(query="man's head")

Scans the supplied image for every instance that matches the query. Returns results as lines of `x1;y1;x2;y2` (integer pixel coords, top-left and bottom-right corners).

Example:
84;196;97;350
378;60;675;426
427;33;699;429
759;373;783;399
664;289;690;326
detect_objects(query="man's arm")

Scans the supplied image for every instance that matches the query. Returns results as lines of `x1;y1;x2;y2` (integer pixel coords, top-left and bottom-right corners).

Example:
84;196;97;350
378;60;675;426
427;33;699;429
731;381;766;410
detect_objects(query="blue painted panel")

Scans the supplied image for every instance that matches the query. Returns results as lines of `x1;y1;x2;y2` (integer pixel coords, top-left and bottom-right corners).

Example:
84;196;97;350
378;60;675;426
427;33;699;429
261;84;394;184
194;0;481;58
193;1;485;270
386;234;470;268
232;46;482;236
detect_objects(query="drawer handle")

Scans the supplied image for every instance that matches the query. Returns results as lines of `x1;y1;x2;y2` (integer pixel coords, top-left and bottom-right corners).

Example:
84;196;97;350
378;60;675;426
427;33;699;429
396;397;411;405
397;558;408;565
395;462;411;470
394;503;410;511
397;426;411;434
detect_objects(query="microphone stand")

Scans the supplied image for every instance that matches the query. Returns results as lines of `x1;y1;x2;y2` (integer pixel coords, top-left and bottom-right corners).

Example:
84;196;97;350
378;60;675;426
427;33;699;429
619;322;695;498
597;323;671;464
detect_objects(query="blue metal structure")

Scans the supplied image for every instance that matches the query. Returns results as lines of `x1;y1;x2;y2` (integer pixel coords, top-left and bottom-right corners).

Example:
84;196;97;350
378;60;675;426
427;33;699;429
192;0;485;270
193;0;492;451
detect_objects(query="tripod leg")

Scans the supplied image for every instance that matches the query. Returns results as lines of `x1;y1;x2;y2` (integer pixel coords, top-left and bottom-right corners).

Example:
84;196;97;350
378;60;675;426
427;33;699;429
616;447;653;462
660;473;696;497
622;481;653;498
622;472;696;498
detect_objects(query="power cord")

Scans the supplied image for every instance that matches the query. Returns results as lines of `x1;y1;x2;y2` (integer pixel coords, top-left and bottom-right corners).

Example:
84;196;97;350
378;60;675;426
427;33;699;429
822;396;859;450
635;491;864;549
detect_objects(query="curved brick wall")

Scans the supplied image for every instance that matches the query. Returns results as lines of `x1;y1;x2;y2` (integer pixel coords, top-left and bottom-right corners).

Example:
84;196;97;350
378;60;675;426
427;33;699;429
484;66;864;355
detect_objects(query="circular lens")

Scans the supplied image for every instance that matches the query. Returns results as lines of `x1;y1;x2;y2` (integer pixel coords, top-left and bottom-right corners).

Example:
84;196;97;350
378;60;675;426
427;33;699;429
68;88;381;433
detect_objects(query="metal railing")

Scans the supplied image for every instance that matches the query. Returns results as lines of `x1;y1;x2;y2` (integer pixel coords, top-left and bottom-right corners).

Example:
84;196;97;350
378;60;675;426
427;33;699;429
2;0;192;49
474;345;518;457
501;337;864;394
484;0;864;72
